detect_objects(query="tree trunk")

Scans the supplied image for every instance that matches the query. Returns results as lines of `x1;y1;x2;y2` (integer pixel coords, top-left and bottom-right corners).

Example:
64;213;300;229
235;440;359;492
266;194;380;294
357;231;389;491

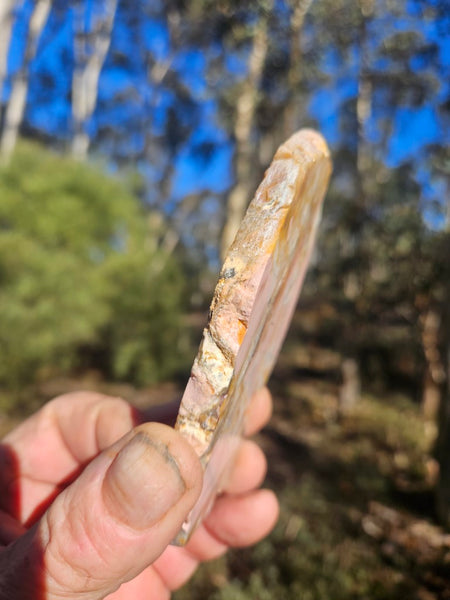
340;0;374;305
258;0;312;176
71;0;118;159
420;307;445;421
435;300;450;528
220;3;272;260
0;0;15;106
0;0;52;164
434;230;450;528
339;357;361;413
356;0;375;203
282;0;313;139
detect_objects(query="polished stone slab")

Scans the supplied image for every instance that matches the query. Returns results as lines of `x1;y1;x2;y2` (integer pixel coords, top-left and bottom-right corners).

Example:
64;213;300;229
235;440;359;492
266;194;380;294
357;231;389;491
174;129;332;544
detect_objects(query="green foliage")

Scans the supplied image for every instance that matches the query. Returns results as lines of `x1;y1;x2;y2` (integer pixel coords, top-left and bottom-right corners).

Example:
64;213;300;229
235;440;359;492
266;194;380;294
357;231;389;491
0;141;188;396
100;246;189;386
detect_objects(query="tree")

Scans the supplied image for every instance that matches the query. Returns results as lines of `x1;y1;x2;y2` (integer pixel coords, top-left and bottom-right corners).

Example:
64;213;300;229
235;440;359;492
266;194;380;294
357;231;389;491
0;0;52;163
0;141;188;397
0;0;448;402
71;0;118;159
0;0;15;106
219;1;273;259
436;241;450;527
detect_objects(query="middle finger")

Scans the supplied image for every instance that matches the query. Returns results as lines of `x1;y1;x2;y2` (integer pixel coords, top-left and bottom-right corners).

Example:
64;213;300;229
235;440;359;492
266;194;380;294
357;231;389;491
223;439;267;495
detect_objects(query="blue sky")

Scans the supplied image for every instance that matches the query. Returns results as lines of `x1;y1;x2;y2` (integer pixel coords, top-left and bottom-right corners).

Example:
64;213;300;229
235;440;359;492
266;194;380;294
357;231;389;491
2;0;448;227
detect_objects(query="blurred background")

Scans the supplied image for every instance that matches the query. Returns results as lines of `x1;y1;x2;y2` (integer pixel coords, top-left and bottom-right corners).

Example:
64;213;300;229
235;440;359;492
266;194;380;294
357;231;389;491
0;0;449;597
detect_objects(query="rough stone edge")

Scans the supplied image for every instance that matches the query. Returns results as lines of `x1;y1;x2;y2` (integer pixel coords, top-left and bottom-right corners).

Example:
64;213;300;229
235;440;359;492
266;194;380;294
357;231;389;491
175;129;332;454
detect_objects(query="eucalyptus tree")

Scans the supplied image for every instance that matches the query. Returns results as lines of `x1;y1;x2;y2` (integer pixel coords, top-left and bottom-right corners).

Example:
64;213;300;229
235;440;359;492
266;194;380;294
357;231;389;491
71;0;119;159
0;0;52;163
0;0;15;105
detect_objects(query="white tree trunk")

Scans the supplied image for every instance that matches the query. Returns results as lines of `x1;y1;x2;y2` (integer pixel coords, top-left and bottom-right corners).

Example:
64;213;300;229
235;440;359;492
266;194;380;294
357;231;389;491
0;0;52;163
71;0;118;160
219;3;273;260
281;0;313;139
0;0;16;104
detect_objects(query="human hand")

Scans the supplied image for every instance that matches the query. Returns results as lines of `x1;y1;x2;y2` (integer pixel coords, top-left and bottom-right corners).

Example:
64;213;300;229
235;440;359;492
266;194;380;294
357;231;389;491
0;388;278;599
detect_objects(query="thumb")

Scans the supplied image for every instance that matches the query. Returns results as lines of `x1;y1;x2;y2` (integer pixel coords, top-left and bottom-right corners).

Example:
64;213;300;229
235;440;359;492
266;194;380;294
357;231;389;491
0;423;203;600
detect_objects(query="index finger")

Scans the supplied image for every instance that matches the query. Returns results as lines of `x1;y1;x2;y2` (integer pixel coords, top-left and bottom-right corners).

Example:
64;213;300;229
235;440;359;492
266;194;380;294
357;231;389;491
0;392;138;524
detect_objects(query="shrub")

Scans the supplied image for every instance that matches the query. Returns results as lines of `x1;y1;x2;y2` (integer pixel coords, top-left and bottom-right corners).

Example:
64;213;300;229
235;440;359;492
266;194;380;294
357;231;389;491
0;141;188;395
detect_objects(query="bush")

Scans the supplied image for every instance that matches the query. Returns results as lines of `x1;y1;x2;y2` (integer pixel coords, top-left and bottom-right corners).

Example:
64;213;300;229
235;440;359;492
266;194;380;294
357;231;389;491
0;141;188;395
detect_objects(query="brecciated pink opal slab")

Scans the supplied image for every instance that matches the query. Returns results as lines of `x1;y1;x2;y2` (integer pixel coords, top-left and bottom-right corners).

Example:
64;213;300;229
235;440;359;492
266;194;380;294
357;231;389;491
173;129;332;545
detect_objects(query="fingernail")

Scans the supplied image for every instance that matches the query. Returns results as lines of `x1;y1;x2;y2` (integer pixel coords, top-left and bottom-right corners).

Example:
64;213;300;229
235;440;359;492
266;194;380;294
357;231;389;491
102;431;186;530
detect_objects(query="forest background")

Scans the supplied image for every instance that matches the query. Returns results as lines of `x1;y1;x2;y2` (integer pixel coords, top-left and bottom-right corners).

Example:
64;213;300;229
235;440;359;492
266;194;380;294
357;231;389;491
0;0;449;597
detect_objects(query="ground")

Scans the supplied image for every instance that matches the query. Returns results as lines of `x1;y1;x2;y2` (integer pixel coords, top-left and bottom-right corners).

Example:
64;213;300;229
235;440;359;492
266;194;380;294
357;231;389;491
173;340;450;600
1;339;449;599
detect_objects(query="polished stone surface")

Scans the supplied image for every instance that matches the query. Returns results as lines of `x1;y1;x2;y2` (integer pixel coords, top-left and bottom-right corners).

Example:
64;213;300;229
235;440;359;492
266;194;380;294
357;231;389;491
174;129;332;544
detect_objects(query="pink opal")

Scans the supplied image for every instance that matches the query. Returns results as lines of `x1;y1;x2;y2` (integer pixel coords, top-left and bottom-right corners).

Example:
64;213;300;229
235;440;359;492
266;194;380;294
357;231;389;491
174;129;332;544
